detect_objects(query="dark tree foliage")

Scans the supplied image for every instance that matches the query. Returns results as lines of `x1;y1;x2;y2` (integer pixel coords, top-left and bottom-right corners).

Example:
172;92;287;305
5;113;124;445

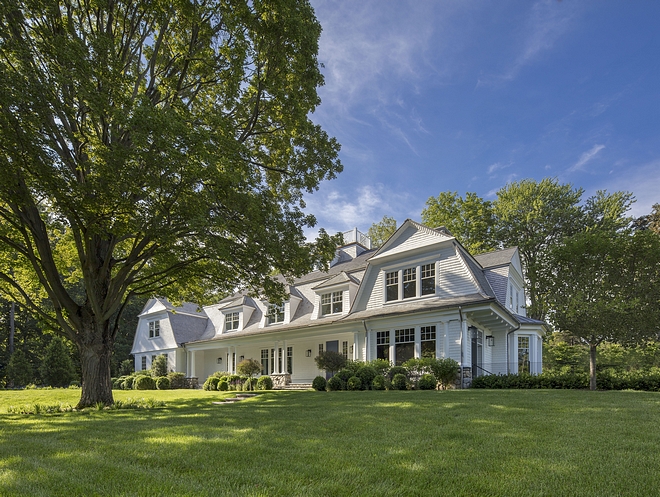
314;351;347;375
40;336;76;387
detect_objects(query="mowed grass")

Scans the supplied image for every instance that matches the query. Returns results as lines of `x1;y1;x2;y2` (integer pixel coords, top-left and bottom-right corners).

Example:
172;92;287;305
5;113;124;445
1;389;660;497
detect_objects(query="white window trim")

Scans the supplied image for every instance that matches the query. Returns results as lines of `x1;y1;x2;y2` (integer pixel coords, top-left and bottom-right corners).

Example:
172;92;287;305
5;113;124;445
382;261;437;304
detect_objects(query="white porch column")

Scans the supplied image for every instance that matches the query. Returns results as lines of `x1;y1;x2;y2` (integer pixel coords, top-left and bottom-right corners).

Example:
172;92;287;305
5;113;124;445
461;320;468;368
389;328;395;365
414;326;421;359
190;351;197;378
443;322;449;359
283;340;287;374
274;341;280;374
353;332;359;361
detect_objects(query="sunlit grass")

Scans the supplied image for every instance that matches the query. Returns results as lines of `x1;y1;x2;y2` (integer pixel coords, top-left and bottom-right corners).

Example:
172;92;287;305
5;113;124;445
1;389;659;496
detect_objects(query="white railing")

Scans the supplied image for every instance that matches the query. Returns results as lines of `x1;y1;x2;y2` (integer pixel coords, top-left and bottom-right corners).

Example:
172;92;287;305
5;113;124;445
341;228;371;249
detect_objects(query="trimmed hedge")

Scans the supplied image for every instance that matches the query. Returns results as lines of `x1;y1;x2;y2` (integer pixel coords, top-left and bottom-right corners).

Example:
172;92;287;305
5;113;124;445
418;374;436;390
312;376;327;391
256;376;273;390
347;376;362;391
327;375;344;391
391;373;408;390
155;376;171;390
134;375;156;390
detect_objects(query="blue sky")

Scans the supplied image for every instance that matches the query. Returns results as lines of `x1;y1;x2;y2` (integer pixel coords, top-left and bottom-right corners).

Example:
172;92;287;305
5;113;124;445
303;0;660;237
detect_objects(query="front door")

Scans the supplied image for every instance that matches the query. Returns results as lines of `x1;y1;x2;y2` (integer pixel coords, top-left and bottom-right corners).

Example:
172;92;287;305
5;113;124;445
326;340;339;379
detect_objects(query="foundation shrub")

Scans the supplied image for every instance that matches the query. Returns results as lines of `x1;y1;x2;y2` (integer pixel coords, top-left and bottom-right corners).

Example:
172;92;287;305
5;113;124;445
391;373;408;390
112;378;124;390
388;366;407;380
155;376;170;390
336;369;353;383
217;379;229;391
243;377;258;391
368;359;391;377
312;376;327;391
372;375;386;390
429;358;460;390
227;374;243;390
356;365;378;390
203;376;220;391
256;375;273;390
122;376;135;390
418;374;437;390
343;360;362;376
347;376;362;391
167;372;186;389
134;375;156;390
327;375;344;391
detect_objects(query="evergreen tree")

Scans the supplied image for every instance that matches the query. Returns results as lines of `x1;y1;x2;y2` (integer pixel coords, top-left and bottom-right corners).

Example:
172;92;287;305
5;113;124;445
6;348;33;387
40;337;76;387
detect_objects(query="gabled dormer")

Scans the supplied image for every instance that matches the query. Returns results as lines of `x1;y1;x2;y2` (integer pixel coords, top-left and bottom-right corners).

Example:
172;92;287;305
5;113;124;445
257;286;303;327
310;271;359;320
474;246;526;317
330;228;372;267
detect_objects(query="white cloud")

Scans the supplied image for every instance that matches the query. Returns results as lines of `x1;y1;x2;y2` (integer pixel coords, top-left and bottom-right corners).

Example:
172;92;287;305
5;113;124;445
569;144;605;172
487;162;512;175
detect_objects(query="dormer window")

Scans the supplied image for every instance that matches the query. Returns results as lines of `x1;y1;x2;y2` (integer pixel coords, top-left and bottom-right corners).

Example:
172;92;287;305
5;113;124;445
421;264;435;295
225;312;240;331
267;304;285;325
321;292;343;316
403;268;416;299
386;271;398;301
149;320;160;338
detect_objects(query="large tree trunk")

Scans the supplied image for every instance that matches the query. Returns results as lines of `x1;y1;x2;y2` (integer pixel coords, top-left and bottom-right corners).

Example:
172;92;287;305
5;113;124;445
76;315;114;408
589;343;597;391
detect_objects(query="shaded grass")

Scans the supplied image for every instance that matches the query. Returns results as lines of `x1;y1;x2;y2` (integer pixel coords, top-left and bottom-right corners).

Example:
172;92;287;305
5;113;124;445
1;389;659;496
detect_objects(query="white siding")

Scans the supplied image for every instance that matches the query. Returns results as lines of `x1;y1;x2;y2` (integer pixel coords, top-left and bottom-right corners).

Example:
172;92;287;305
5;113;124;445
364;270;384;310
377;224;446;258
447;320;462;362
436;248;480;298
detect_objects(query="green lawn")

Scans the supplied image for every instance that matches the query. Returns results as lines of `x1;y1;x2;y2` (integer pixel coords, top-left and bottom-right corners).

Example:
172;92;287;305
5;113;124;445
1;389;659;496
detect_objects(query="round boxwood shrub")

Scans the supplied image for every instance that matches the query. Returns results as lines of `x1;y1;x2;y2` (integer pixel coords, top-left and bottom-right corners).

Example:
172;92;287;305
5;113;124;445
134;375;156;390
388;366;407;380
418;373;436;390
327;375;345;391
112;377;124;390
167;372;186;389
391;373;408;390
156;376;171;390
347;376;362;391
372;375;386;390
356;365;378;390
218;379;229;391
203;376;220;391
336;369;353;383
256;375;273;390
122;376;135;390
312;376;327;391
243;377;258;391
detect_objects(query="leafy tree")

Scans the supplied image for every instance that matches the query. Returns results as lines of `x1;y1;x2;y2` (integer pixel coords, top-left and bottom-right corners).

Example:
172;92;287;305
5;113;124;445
493;179;584;320
6;348;33;387
422;192;497;254
547;229;660;390
0;0;341;406
314;350;347;375
118;359;134;377
40;336;76;387
650;204;660;234
367;216;397;248
151;354;168;378
236;358;262;391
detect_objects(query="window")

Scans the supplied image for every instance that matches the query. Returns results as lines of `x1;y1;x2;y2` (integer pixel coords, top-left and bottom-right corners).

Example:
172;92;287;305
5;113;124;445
260;349;269;375
271;348;275;374
386;272;398;302
318;344;324;356
321;291;343;316
278;347;283;373
342;341;349;359
287;346;293;374
148;320;160;338
376;331;390;361
518;336;530;373
403;268;416;299
421;325;436;358
509;283;514;308
141;356;147;370
267;303;285;325
225;312;240;331
232;353;236;372
421;264;435;296
516;291;520;314
395;328;415;365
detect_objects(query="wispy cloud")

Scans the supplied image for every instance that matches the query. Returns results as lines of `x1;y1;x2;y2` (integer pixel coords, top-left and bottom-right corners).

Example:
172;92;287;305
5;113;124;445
487;162;512;175
569;144;605;172
594;159;660;218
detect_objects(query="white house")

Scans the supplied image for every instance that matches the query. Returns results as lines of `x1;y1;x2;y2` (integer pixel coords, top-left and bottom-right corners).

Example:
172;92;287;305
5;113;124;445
131;220;546;387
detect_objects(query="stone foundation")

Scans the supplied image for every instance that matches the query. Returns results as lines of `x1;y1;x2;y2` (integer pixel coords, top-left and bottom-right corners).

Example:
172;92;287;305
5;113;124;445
184;377;199;389
461;367;472;389
270;373;291;389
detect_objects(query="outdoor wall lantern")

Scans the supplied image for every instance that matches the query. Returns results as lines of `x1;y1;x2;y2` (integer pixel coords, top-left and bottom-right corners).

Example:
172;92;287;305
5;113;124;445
306;349;312;357
240;355;245;361
217;357;223;364
486;335;495;347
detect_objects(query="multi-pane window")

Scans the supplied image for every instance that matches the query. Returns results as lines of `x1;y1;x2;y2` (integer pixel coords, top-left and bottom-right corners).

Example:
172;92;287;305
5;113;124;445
386;272;398;302
261;349;269;375
321;291;343;316
518;336;530;373
342;341;349;359
376;331;390;361
287;347;293;374
148;320;160;338
403;268;416;299
267;304;285;325
421;325;436;358
395;328;415;365
318;344;324;356
271;349;275;374
225;312;240;331
421;264;436;296
141;356;147;370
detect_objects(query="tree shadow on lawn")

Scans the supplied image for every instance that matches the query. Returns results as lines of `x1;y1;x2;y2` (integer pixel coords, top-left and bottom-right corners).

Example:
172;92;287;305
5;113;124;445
1;390;660;496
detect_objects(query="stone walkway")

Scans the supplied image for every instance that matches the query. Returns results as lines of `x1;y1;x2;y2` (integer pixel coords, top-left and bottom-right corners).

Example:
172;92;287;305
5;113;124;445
212;393;259;405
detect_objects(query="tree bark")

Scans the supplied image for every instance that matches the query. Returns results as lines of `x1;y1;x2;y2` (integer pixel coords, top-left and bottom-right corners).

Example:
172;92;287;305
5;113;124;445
76;315;114;408
589;343;597;391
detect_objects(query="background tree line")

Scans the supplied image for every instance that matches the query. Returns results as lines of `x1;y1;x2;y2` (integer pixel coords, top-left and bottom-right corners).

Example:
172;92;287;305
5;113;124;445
369;178;660;389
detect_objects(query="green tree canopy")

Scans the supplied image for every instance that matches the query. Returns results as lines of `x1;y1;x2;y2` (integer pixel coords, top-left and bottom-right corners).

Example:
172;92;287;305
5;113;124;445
547;229;660;390
6;348;33;387
421;192;497;254
41;336;76;387
0;0;341;406
367;215;397;248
